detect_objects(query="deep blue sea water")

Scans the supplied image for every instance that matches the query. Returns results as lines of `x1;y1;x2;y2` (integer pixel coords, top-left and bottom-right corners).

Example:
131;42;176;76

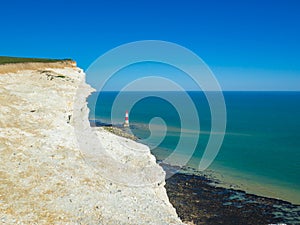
88;91;300;204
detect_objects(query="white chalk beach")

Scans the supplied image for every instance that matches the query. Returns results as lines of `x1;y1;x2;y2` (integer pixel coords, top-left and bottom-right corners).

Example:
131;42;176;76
0;64;183;224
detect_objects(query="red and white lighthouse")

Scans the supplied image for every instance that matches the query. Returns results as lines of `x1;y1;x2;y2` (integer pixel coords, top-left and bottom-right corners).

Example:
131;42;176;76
123;110;129;127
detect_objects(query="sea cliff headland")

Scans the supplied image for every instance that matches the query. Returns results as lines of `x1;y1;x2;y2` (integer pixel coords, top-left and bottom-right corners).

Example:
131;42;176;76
0;60;183;224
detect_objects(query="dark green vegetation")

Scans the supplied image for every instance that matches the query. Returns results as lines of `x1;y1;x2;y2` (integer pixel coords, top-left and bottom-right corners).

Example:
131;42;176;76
0;56;72;65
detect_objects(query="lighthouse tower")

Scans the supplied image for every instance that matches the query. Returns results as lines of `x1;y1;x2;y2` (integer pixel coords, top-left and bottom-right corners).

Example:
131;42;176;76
123;110;129;127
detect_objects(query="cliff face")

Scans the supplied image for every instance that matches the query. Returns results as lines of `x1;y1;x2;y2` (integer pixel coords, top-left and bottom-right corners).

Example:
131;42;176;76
0;65;183;224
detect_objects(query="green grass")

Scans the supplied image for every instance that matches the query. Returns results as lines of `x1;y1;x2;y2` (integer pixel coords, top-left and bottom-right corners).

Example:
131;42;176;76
0;56;72;65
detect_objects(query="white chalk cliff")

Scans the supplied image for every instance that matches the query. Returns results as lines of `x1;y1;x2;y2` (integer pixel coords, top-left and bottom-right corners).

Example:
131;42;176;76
0;64;183;224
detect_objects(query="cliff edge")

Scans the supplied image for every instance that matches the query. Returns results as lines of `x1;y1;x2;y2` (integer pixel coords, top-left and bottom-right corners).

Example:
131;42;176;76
0;63;183;224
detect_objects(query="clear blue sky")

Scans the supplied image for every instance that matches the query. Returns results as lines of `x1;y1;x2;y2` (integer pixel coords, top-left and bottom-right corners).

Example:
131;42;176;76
1;0;300;90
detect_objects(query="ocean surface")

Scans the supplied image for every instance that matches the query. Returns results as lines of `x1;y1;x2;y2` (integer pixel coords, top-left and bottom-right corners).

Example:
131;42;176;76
88;91;300;204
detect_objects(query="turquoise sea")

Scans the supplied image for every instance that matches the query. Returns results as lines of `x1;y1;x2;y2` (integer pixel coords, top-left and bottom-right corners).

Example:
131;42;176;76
88;91;300;204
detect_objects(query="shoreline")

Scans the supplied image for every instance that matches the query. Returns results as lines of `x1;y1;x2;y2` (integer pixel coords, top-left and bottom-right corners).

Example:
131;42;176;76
205;164;300;205
95;122;300;202
98;123;300;224
95;123;298;202
161;160;300;205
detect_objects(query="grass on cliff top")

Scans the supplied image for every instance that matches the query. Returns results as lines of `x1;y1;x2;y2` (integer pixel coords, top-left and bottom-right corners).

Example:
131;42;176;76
0;56;72;65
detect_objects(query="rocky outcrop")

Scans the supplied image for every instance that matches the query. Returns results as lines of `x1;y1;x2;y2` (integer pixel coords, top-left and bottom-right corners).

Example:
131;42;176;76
0;65;183;224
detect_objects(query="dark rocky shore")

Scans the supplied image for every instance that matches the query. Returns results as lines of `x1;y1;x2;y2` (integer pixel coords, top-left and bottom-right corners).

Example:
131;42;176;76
164;170;300;225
